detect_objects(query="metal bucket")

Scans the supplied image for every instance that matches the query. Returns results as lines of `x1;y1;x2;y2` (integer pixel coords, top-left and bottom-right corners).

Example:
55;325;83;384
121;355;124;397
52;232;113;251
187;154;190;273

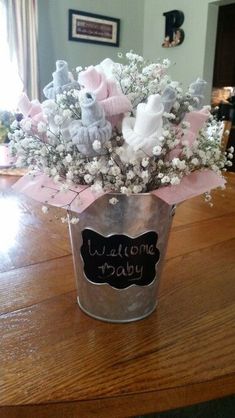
68;193;174;323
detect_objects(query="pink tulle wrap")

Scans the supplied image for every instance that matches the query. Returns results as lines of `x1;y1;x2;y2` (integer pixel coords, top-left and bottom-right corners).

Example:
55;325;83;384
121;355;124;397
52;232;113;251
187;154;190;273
12;169;225;214
18;93;46;128
167;107;210;160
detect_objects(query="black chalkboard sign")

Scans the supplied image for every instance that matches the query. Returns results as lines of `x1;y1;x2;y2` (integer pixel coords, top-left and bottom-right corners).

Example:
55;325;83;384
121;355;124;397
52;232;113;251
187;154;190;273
80;228;160;289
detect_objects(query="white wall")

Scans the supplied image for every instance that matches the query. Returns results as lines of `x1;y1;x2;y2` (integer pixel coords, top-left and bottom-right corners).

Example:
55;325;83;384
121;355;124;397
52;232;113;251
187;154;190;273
143;0;222;102
38;0;144;96
38;0;235;103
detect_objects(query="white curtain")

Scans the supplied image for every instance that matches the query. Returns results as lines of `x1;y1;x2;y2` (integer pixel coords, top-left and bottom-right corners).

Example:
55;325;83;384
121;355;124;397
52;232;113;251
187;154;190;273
0;0;22;109
6;0;39;100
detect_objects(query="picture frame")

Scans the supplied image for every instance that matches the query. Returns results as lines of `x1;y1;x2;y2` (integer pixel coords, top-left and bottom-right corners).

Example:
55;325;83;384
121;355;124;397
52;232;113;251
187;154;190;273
68;9;120;47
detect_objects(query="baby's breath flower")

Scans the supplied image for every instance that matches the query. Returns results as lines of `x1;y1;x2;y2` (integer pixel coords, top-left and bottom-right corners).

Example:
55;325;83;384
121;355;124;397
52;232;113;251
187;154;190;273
127;170;135;180
54;115;63;125
170;176;181;185
110;166;121;176
11;120;19;129
163;112;176;120
120;186;131;195
61;217;68;223
133;185;143;193
56;144;65;152
204;192;212;202
91;182;103;193
41;205;49;213
66;171;74;180
60;183;69;192
161;175;170;184
163;58;171;68
37;121;47;133
84;174;93;184
62;109;72;118
153;145;162;156
70;216;79;224
65;154;72;163
181;121;191;129
109;197;119;205
22;120;32;131
87;161;100;175
50;167;57;176
141;170;149;180
163;130;170;137
141;157;149;167
191;158;199;166
172;158;186;170
92;140;101;151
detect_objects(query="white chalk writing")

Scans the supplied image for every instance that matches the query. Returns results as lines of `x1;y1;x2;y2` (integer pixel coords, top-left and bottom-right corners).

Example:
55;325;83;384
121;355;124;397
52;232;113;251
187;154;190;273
88;240;156;259
98;262;143;281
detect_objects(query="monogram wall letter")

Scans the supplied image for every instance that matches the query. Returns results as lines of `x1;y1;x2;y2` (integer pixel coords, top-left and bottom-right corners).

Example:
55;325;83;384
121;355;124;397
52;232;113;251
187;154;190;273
162;10;185;48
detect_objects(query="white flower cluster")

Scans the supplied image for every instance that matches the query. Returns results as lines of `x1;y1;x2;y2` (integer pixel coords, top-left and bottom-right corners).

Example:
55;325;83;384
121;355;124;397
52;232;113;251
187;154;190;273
9;52;232;197
114;53;172;110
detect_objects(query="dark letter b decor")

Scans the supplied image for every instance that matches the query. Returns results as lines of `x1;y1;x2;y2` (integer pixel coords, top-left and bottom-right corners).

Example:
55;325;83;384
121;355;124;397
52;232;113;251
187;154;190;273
162;10;185;48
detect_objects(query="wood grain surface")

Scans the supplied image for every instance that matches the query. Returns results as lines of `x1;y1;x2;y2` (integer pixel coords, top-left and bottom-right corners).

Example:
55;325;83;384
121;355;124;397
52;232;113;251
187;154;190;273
0;174;235;418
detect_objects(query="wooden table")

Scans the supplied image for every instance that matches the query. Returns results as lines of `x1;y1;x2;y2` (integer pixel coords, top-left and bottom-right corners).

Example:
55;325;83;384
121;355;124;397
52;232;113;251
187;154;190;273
0;174;235;418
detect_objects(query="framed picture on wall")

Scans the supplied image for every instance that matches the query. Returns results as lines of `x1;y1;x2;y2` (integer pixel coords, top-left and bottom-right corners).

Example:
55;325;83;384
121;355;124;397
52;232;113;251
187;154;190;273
68;9;120;47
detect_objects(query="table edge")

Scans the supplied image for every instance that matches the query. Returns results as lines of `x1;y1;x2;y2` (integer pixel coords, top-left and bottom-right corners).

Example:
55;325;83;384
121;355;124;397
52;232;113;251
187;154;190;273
1;373;235;418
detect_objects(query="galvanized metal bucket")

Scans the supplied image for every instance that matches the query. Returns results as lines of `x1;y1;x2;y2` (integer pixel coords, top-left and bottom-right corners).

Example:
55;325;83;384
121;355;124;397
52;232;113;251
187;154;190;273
69;193;174;323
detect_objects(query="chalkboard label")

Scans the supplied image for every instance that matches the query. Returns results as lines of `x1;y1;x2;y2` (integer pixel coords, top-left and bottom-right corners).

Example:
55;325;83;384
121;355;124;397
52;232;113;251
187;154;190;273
80;229;160;289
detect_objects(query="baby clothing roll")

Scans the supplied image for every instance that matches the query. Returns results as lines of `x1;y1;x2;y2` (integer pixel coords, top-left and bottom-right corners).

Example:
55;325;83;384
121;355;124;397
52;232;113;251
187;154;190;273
183;107;210;145
122;94;164;155
80;92;106;128
43;60;80;99
17;93;46;131
96;58;115;80
166;106;211;161
78;66;132;128
189;78;207;109
18;93;42;118
161;85;177;113
79;66;108;101
69;92;112;157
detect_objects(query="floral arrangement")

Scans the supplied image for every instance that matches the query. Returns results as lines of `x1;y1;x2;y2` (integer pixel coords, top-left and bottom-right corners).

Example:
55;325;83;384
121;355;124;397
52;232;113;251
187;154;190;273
9;52;233;213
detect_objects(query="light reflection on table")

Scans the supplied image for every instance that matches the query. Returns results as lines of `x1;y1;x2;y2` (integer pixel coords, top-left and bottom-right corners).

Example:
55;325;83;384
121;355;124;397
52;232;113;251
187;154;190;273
0;196;22;251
